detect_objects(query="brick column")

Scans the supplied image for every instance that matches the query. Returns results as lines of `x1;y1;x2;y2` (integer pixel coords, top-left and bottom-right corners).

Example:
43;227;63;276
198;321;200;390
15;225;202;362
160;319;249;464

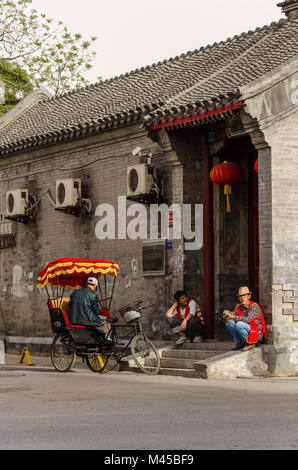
240;68;298;375
154;129;184;297
249;131;273;328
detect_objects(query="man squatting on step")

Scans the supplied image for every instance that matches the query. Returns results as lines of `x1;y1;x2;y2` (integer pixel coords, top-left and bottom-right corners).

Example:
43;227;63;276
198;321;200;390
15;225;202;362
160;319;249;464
166;290;205;345
223;286;267;351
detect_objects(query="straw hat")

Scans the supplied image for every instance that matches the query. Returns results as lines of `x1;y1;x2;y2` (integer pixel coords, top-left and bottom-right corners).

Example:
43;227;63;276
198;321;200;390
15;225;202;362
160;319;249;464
237;286;252;297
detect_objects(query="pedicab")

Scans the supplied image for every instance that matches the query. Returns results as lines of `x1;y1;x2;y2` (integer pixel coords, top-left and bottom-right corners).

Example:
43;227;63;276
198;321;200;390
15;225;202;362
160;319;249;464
37;258;160;375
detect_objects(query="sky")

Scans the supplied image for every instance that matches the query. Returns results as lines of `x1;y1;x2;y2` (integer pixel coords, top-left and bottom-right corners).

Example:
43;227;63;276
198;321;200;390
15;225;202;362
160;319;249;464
30;0;283;84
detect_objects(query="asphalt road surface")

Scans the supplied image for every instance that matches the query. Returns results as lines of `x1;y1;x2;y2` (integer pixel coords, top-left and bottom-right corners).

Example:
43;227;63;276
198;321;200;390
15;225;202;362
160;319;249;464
0;355;298;451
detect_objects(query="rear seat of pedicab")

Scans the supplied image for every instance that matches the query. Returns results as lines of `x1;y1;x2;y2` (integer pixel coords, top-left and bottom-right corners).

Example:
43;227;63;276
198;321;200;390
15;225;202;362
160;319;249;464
48;298;117;328
48;297;87;329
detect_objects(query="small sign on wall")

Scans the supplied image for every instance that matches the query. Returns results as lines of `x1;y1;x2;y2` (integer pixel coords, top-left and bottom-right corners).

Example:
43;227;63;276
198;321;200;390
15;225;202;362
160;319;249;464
167;211;173;226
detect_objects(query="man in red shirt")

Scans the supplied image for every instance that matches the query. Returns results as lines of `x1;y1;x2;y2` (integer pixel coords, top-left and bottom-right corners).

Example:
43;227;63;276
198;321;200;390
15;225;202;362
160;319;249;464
223;286;266;351
166;290;205;345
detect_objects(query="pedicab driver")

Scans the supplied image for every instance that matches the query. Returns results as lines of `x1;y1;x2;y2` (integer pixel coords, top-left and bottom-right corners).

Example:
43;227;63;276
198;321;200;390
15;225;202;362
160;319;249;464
69;277;109;336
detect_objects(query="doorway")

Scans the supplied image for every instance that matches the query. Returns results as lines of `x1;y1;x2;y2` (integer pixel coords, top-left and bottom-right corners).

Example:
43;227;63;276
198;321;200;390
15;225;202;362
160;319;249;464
212;135;260;339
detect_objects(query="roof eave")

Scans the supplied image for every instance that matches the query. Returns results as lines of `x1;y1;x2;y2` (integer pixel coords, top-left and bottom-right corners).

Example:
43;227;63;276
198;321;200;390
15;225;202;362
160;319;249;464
147;101;244;131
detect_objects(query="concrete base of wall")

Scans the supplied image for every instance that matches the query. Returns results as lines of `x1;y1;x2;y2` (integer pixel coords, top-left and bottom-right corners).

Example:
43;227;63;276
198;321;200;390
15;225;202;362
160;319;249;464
0;340;4;364
265;344;298;376
1;336;53;355
265;326;298;376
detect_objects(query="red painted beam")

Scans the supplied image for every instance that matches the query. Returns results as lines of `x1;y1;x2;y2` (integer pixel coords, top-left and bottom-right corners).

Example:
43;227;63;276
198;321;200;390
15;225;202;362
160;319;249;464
149;102;244;131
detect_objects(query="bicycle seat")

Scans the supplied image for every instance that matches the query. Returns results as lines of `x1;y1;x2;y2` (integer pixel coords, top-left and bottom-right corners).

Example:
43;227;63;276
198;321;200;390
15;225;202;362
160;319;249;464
107;317;118;323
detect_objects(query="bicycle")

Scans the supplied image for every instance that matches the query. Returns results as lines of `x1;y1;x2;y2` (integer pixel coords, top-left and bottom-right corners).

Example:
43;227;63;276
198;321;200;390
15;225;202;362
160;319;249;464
84;300;161;376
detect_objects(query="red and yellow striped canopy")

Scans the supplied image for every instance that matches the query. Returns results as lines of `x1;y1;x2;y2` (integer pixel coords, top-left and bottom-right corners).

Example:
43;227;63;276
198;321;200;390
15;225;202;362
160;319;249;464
37;258;119;289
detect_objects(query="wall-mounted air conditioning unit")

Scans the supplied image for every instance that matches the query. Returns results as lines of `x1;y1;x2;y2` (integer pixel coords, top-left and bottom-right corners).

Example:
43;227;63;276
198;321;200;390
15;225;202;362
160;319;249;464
0;213;16;235
56;178;81;208
6;189;28;216
127;164;157;196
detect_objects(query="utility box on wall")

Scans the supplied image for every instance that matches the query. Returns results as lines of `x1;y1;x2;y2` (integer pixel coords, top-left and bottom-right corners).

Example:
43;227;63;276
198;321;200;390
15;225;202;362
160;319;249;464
141;240;165;276
0;212;16;248
0;213;16;235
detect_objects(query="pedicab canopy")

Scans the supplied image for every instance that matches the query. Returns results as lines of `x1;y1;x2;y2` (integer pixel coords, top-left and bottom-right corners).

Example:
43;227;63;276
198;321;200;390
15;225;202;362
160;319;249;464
37;258;119;290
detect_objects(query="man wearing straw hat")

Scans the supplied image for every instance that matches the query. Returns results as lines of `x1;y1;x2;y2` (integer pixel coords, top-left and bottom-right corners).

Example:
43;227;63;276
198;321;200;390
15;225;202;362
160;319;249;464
69;277;109;336
222;286;267;351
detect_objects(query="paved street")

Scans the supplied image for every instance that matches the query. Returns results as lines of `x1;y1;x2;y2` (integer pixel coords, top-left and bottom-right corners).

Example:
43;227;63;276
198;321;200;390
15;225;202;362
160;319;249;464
0;354;298;451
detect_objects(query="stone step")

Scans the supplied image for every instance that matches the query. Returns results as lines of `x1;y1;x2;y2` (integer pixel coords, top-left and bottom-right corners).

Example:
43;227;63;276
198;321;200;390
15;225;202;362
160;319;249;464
158;367;200;378
121;363;199;378
176;341;234;351
162;349;226;360
160;357;200;369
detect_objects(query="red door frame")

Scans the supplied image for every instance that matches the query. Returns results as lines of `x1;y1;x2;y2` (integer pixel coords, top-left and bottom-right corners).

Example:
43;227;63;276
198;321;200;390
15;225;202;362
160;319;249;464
202;130;215;339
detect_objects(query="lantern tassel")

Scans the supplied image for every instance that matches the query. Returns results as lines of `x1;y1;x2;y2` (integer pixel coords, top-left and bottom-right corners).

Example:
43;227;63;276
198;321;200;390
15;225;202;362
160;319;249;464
224;184;232;213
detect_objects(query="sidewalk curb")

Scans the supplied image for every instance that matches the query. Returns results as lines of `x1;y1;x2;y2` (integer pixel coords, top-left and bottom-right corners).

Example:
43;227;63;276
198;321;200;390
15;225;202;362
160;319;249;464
0;336;53;356
0;336;172;358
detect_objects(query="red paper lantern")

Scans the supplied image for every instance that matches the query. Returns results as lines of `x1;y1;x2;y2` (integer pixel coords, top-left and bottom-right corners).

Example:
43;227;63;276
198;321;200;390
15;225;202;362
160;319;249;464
254;159;258;173
210;161;244;185
210;161;244;212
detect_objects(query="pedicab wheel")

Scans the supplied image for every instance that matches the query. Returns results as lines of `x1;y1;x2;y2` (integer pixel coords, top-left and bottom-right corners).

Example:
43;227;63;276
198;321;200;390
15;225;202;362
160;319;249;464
85;352;110;373
51;332;76;372
131;335;161;375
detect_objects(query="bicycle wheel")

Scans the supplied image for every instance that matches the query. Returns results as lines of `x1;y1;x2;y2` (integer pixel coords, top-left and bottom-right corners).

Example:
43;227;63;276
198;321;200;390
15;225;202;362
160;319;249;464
131;334;160;375
85;352;110;373
51;332;76;372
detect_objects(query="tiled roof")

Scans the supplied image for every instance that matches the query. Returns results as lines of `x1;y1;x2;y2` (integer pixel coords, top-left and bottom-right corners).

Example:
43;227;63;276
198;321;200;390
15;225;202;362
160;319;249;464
0;17;297;155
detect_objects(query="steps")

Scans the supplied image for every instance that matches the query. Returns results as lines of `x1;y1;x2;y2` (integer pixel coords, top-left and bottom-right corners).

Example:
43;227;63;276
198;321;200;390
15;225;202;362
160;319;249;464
121;340;235;378
157;341;234;378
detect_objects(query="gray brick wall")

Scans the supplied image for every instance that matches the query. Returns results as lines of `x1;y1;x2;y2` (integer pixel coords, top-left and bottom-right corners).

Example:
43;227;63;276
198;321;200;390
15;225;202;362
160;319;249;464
263;110;298;340
0;124;173;338
242;66;298;372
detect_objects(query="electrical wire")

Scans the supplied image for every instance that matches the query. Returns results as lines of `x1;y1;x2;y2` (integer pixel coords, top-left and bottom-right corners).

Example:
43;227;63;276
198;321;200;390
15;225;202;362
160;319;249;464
0;149;161;183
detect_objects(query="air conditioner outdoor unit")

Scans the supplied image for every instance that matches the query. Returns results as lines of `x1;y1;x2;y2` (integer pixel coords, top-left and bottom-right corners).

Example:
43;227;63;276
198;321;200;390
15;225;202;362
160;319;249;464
127;164;157;196
6;189;28;216
56;179;81;208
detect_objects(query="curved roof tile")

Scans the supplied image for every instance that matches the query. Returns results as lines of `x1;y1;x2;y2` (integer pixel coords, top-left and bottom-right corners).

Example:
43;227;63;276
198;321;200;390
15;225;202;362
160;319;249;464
0;17;297;154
